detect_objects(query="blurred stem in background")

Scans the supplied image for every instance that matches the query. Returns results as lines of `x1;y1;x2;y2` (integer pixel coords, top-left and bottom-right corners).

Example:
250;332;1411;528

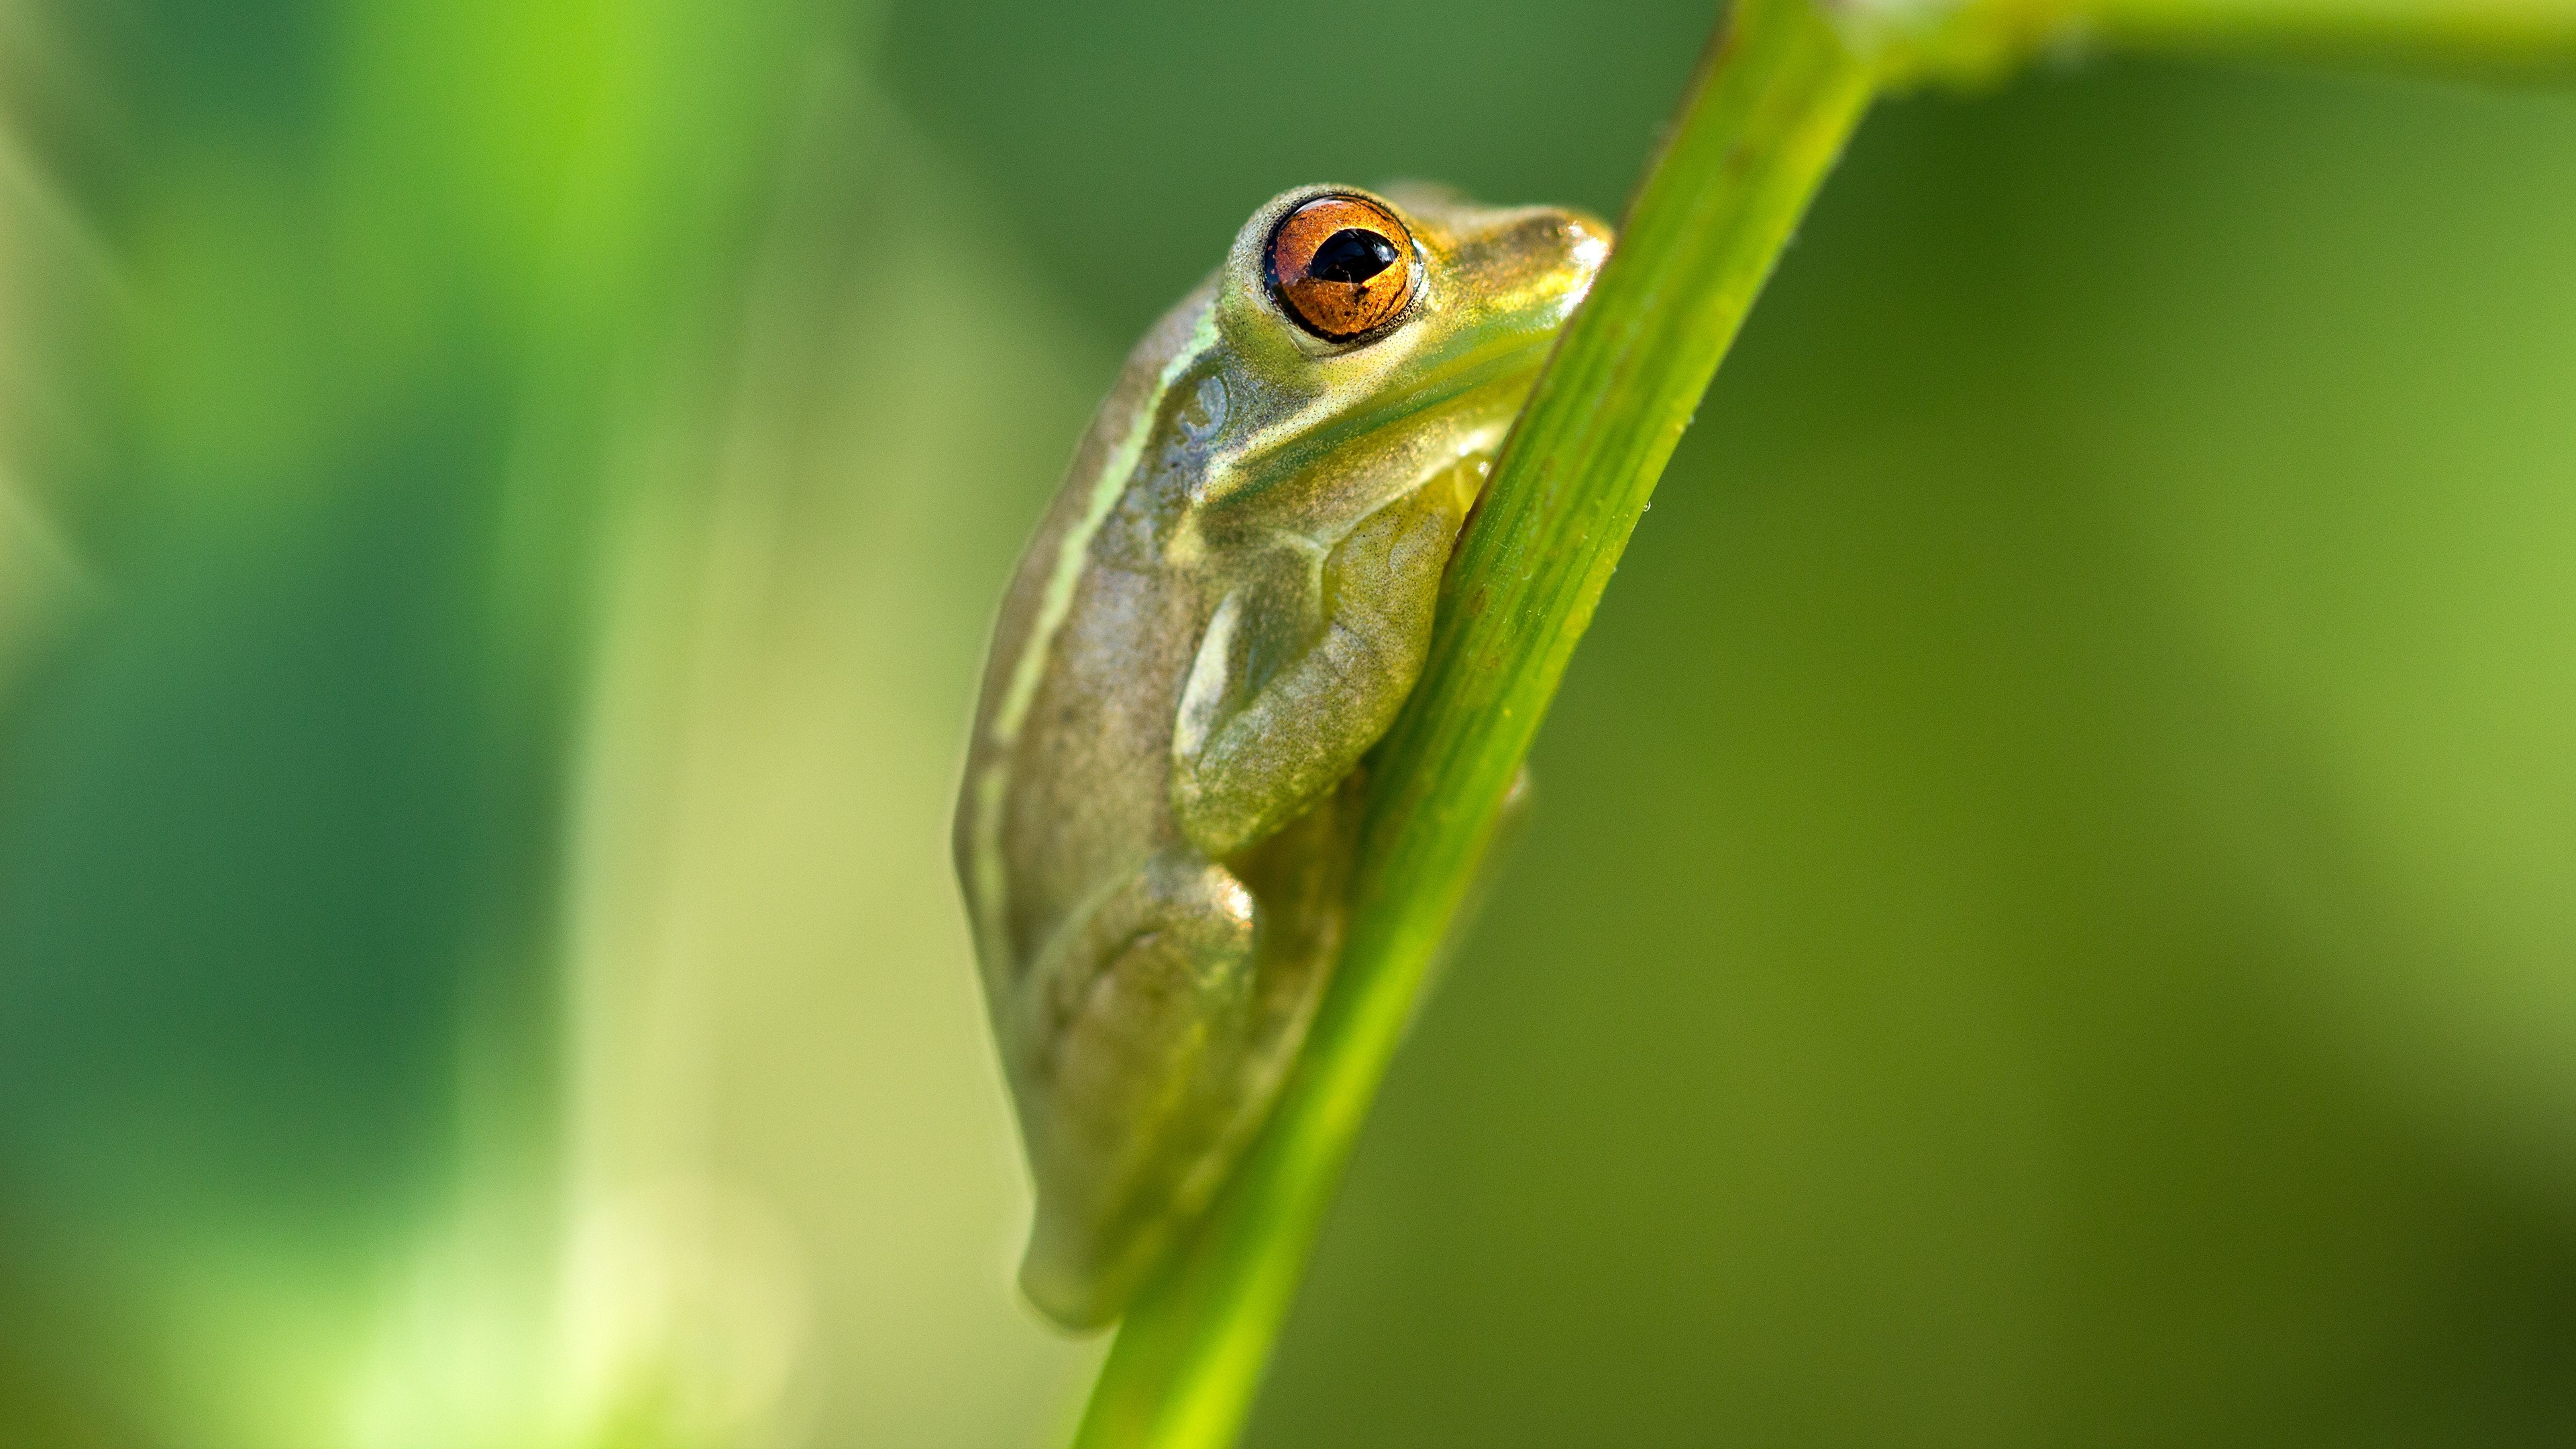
1847;0;2576;80
1071;0;2576;1443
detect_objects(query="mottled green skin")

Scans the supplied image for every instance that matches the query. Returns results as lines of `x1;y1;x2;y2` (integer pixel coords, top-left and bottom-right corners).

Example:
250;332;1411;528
955;184;1607;1329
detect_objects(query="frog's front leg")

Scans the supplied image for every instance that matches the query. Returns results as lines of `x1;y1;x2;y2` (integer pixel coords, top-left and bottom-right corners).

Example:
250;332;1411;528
1016;849;1258;1329
1173;465;1477;858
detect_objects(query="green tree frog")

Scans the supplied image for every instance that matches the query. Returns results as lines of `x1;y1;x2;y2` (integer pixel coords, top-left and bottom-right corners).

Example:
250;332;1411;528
955;184;1608;1329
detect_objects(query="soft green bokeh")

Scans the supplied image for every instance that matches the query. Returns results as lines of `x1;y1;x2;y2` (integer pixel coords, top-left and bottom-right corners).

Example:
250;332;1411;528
2;0;2573;1445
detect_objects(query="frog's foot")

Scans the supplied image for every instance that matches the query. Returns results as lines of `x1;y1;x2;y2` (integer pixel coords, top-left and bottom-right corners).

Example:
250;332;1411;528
1017;851;1260;1330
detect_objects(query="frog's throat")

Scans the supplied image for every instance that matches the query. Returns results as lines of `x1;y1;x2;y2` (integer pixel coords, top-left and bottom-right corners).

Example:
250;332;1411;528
967;301;1224;972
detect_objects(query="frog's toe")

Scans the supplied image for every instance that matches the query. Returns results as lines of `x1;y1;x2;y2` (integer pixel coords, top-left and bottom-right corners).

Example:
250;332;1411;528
1015;1167;1197;1330
1018;1196;1155;1332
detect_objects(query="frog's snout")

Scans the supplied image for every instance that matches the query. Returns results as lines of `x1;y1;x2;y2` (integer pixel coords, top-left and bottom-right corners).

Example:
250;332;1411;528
1444;203;1615;340
1539;209;1614;319
1542;207;1615;275
1544;208;1615;290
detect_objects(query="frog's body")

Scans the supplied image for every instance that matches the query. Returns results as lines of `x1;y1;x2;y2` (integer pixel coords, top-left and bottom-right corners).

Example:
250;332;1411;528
955;184;1607;1329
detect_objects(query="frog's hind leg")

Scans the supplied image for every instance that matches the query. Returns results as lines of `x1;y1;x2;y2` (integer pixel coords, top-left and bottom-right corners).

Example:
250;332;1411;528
1015;780;1362;1330
1016;850;1261;1329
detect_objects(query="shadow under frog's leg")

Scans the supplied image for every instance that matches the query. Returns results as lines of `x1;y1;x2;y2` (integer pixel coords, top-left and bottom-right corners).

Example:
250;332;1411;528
1016;849;1259;1330
1173;461;1480;861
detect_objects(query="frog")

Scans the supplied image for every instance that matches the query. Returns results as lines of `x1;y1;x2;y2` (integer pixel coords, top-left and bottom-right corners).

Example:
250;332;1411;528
953;182;1609;1330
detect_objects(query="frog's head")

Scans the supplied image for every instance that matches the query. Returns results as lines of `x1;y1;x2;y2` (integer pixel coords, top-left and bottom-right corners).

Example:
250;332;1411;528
1184;183;1609;518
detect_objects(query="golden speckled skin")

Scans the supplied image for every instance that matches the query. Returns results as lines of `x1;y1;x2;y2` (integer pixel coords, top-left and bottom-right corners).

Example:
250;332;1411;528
954;184;1607;1329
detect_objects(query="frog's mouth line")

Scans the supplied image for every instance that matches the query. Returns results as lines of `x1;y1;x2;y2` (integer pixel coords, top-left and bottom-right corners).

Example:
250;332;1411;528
1233;321;1571;487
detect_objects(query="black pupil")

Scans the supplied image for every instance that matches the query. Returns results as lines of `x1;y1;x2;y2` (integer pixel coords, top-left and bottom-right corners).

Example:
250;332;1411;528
1308;227;1399;284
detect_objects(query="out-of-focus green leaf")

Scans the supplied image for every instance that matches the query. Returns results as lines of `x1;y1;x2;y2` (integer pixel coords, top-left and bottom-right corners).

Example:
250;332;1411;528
0;0;882;1444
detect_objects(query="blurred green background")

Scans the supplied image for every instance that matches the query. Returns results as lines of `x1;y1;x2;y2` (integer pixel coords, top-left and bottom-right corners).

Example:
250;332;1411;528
2;0;2574;1444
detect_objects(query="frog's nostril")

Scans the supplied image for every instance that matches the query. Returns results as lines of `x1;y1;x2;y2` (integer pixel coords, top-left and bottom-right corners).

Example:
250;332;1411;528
1309;229;1398;285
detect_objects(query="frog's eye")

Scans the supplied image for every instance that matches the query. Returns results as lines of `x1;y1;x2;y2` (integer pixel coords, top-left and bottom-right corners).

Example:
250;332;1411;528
1265;194;1420;343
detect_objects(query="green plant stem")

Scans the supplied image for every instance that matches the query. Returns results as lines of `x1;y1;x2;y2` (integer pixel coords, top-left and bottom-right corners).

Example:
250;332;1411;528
1069;4;1876;1446
1850;0;2576;83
